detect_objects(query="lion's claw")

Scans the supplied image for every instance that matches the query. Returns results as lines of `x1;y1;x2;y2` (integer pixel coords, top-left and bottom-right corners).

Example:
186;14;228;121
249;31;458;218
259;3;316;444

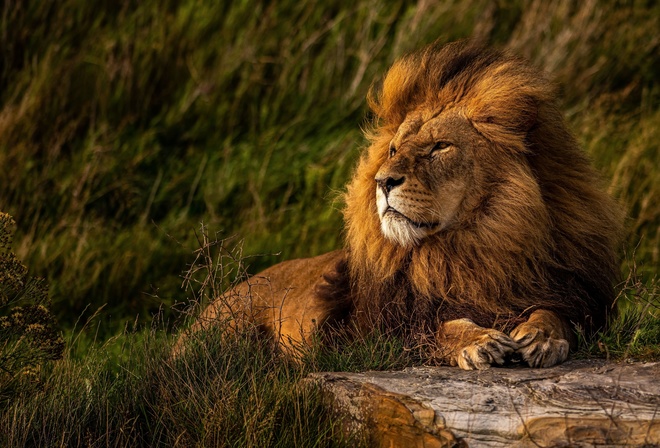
511;326;569;368
456;330;519;370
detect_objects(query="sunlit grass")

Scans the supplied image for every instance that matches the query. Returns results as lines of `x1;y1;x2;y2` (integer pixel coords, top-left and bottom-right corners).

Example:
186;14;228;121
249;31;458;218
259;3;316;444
0;318;362;447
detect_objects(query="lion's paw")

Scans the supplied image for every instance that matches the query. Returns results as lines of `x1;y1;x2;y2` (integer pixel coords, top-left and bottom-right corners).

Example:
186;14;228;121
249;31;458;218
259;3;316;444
456;330;518;371
511;326;569;368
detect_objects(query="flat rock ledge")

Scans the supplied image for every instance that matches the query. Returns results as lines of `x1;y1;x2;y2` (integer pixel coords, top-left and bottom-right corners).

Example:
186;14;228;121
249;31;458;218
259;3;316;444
307;360;660;447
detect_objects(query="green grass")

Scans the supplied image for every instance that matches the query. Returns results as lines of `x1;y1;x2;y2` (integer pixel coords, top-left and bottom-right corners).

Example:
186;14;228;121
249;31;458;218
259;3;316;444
0;323;361;447
0;0;659;446
576;266;660;362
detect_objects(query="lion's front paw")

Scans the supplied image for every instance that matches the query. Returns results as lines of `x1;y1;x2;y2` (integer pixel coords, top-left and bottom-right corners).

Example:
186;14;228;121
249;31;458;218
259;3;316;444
456;330;518;371
511;325;569;368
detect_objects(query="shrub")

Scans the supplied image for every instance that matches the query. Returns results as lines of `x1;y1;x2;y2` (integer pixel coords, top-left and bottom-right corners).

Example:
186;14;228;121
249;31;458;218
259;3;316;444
0;212;64;406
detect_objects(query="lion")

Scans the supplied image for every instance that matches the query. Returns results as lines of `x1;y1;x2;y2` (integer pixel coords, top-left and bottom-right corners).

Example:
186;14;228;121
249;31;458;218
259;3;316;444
178;40;623;370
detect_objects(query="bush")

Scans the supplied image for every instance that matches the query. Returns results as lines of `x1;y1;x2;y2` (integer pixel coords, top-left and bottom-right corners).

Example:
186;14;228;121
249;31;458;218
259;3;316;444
0;212;64;406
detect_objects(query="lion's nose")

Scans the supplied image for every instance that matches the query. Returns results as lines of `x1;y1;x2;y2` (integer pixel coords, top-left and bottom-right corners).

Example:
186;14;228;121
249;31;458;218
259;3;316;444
375;175;405;194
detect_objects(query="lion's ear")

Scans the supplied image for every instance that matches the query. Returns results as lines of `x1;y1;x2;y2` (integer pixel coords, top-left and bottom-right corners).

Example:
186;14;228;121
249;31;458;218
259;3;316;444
470;94;538;135
464;58;550;139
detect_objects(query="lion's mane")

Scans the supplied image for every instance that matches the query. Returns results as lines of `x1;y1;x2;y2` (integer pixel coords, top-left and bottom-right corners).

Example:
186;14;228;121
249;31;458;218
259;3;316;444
328;41;622;338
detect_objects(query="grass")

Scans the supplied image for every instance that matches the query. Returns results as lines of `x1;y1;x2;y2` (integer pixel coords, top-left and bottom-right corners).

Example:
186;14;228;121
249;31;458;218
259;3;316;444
0;225;406;447
0;0;658;446
0;221;411;447
0;323;358;447
576;261;660;362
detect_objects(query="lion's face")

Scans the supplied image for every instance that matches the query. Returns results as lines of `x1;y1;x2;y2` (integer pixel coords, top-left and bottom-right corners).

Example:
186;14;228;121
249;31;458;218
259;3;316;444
375;109;485;247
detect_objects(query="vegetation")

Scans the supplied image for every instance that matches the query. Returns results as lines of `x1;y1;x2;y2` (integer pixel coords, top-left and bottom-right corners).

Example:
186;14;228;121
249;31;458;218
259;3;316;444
0;223;402;447
0;212;64;406
0;323;361;447
0;0;658;446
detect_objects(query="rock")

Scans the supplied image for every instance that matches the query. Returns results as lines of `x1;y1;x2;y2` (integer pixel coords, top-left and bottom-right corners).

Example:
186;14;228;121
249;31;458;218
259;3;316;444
308;360;660;447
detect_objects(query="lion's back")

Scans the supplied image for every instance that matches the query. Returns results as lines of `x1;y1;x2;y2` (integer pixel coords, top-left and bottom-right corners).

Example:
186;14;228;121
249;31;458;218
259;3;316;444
190;249;346;347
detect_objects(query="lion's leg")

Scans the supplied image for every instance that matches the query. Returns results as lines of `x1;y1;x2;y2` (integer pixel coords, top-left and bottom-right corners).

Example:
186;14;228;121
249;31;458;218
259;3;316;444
510;309;573;368
435;318;519;370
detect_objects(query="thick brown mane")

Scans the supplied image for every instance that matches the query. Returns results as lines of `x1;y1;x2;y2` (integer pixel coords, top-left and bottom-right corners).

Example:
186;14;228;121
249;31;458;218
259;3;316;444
340;40;623;338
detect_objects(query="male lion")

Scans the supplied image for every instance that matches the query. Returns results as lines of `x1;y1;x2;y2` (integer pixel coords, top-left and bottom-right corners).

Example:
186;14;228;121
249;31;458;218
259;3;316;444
180;41;622;370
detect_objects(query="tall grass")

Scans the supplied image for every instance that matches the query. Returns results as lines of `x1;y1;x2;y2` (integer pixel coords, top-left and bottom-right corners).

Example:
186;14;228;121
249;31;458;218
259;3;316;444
0;321;362;447
0;224;410;447
2;0;657;332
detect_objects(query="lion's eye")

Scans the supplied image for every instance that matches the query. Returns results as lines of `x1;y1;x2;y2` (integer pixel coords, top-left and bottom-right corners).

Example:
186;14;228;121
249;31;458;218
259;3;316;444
430;141;452;154
389;144;397;158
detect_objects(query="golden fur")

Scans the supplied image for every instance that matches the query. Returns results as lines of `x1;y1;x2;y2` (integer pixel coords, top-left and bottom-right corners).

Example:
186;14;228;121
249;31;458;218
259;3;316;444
180;41;623;369
343;40;622;332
